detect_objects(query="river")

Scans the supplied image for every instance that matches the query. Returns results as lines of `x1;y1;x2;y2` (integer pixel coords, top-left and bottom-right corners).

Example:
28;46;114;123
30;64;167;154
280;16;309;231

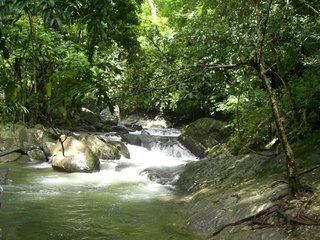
0;128;200;240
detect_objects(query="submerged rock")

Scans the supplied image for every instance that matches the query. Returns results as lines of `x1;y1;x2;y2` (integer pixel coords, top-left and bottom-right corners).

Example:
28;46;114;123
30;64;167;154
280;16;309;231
111;141;130;159
140;165;184;185
51;136;100;173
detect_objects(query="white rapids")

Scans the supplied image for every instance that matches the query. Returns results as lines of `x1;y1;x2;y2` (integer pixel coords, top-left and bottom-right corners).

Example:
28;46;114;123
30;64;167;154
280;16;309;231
28;128;197;200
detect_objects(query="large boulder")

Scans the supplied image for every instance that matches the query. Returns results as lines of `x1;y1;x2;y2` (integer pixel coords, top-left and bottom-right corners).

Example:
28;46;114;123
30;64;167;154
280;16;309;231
100;105;120;125
51;136;100;173
121;113;169;128
79;134;122;160
178;118;230;157
78;108;105;131
0;124;55;162
80;108;100;124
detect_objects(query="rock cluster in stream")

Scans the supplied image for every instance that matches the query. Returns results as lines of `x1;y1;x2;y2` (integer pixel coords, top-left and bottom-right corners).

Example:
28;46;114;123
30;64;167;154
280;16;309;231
0;111;172;174
0;124;127;173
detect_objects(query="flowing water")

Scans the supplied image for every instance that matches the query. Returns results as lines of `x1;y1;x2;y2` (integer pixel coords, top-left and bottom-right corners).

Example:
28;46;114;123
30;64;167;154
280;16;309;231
0;128;199;240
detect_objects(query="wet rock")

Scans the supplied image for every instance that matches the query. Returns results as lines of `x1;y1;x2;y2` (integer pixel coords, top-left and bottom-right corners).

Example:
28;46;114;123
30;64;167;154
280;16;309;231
0;169;7;209
0;124;56;162
121;114;169;128
79;134;121;160
80;108;101;124
132;124;143;131
176;144;320;239
115;162;135;172
108;125;130;134
178;118;230;157
27;148;47;162
121;134;142;146
0;152;22;162
140;165;184;185
0;169;8;185
100;105;120;125
110;141;130;159
177;152;283;193
51;136;100;173
121;133;177;151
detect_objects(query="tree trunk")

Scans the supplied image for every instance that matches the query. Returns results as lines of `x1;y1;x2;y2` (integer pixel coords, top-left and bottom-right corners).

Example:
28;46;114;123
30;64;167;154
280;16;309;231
259;63;303;196
271;47;300;125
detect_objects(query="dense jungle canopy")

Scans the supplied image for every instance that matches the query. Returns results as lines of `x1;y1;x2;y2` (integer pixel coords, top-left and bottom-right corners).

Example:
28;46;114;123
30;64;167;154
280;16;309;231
0;0;319;195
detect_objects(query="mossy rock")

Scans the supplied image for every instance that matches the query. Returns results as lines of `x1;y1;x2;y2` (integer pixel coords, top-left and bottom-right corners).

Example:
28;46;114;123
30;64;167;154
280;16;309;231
79;134;122;160
178;118;230;157
51;136;100;173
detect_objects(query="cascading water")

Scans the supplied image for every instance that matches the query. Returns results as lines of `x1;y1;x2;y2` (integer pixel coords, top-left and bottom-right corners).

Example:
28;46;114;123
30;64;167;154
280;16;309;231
0;128;199;240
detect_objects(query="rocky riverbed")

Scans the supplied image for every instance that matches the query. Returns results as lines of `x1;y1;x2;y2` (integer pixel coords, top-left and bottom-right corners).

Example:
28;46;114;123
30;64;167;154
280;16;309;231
0;117;320;240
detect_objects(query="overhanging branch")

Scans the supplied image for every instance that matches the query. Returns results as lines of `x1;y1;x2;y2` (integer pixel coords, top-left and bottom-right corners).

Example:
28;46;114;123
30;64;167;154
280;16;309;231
197;62;246;69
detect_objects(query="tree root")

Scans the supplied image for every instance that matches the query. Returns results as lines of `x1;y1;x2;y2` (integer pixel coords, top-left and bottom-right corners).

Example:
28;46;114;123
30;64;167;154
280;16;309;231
209;193;320;239
299;164;320;176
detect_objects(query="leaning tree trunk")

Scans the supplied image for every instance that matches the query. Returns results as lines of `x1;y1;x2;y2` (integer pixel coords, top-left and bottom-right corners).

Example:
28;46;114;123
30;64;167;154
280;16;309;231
259;63;303;197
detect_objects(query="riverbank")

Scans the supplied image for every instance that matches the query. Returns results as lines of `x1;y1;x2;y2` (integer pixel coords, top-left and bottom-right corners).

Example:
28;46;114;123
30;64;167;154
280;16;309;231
176;120;320;239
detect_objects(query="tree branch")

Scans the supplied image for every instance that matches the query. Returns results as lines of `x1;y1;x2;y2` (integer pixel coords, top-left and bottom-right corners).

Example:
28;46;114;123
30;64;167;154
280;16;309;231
0;146;49;162
197;62;246;69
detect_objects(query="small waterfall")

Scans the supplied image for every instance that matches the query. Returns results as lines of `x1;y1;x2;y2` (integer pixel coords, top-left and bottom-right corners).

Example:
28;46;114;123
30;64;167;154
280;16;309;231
36;127;197;195
0;127;200;240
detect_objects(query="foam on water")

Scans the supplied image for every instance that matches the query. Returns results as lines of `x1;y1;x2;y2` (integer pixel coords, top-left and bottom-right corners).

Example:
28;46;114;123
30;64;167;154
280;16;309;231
0;128;201;240
143;128;181;137
29;128;197;199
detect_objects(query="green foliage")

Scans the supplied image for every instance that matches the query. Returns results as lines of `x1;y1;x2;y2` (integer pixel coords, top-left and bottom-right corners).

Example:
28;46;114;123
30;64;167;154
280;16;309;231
0;0;319;149
0;0;143;125
118;0;320;145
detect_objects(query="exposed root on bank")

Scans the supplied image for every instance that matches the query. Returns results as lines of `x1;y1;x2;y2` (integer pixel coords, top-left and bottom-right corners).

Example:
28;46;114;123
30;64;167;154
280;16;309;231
299;163;320;176
208;192;320;239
